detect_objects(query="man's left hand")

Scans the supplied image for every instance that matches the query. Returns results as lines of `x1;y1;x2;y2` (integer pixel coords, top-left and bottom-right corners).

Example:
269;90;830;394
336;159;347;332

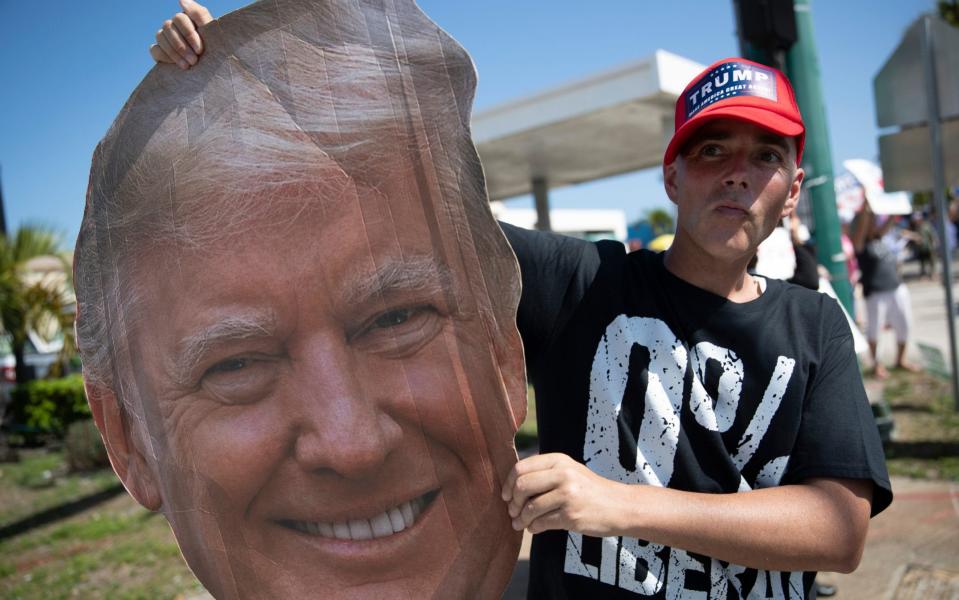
502;453;627;536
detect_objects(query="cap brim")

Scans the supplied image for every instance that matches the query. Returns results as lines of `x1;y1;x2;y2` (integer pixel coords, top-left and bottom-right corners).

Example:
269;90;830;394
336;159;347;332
664;105;805;165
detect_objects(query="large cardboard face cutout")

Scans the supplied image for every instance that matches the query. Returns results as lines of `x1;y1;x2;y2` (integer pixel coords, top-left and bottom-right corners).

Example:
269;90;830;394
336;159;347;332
74;1;526;597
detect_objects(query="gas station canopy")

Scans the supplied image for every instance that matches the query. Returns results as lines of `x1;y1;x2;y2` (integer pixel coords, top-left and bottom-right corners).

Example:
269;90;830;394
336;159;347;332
472;50;704;202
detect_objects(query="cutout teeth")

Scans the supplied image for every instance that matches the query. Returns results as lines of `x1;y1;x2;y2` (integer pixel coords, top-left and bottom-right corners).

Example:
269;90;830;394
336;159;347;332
287;496;431;540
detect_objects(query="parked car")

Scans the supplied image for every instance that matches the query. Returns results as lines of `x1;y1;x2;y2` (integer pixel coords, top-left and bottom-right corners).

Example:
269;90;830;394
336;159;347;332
0;331;64;389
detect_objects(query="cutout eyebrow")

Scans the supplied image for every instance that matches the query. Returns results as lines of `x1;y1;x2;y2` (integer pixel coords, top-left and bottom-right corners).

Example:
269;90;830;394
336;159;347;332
172;312;277;386
343;256;453;308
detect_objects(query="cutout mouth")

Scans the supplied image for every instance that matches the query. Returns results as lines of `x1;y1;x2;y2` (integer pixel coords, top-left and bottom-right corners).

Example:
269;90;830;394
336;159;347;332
278;490;440;541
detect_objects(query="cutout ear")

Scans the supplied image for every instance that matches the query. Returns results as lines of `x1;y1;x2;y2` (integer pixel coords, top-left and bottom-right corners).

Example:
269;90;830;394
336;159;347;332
84;381;163;511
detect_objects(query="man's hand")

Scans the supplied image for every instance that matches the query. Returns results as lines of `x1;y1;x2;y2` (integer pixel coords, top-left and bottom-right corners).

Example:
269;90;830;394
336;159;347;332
149;0;214;70
502;453;628;537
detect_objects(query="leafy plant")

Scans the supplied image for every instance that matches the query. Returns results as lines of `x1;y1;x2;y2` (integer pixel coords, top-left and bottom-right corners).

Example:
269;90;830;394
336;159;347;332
8;374;89;438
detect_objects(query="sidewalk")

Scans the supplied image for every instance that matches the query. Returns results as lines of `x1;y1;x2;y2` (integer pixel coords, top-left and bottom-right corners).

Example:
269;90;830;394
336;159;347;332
870;258;957;369
818;477;959;599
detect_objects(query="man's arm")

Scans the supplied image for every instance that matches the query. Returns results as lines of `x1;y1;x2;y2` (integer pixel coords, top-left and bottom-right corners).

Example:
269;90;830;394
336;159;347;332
149;0;214;69
502;453;873;574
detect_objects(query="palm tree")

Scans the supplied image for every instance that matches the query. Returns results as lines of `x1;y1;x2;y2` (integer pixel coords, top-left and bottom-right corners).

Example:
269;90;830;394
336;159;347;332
0;226;74;385
0;226;74;461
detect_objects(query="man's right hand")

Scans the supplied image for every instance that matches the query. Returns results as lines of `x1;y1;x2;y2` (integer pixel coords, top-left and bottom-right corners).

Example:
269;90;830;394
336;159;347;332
149;0;214;70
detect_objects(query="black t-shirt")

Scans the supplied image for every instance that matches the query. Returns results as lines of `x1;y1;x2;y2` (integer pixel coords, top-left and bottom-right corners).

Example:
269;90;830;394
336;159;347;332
502;223;892;600
856;239;900;297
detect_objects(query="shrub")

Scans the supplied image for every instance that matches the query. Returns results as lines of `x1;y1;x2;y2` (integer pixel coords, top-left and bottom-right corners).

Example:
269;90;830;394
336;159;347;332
64;419;109;472
8;374;90;438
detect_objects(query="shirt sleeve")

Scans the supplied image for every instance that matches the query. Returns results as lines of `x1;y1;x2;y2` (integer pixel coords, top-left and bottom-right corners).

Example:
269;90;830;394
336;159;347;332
498;222;601;380
784;295;893;517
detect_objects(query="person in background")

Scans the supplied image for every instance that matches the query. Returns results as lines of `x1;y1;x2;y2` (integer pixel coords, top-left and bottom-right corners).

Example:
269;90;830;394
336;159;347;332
851;203;920;378
904;212;937;280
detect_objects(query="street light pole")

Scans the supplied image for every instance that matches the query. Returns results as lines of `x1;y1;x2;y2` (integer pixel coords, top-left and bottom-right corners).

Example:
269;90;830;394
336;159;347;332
784;0;853;316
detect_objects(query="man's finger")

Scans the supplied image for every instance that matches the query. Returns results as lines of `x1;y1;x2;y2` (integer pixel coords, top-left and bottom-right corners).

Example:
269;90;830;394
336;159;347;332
508;469;564;517
155;31;188;70
513;452;570;476
515;488;565;529
149;43;175;64
172;12;204;55
503;453;571;501
180;0;214;26
524;509;567;535
161;21;197;65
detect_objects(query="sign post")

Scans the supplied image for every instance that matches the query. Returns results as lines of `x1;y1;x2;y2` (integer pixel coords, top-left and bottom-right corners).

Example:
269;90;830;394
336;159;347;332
876;15;959;410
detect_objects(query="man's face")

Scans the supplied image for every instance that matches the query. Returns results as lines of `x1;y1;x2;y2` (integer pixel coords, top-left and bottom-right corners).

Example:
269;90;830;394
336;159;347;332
664;119;804;263
122;159;524;598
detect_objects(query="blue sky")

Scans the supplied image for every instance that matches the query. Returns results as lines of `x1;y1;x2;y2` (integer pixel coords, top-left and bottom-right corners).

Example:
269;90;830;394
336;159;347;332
0;0;936;245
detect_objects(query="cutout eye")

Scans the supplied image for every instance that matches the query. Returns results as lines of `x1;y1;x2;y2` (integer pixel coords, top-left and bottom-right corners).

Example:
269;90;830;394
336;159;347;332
353;305;443;357
208;357;250;373
202;355;279;404
372;308;414;329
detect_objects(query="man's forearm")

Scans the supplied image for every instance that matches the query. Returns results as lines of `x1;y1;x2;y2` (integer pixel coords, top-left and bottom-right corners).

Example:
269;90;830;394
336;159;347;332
606;477;873;573
505;454;874;574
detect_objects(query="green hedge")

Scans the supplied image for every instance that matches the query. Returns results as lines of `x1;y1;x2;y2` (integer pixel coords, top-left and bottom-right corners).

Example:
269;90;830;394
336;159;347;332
8;374;90;437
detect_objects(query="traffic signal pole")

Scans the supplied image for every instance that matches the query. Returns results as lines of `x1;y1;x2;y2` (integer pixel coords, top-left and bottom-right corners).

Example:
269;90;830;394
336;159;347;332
733;0;854;316
785;0;853;315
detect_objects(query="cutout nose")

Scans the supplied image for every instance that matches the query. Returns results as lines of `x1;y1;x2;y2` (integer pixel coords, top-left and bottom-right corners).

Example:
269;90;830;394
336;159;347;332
293;406;402;479
290;345;403;479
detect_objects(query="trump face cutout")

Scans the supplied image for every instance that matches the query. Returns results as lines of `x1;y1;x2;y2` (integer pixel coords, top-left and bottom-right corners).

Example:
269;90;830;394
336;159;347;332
75;1;525;597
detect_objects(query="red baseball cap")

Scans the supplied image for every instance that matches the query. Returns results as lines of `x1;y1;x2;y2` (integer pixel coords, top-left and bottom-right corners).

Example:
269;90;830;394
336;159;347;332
663;57;805;166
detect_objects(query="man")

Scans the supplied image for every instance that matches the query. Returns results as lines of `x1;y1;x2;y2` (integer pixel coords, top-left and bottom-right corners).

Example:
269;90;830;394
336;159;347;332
500;58;892;598
151;7;892;598
77;1;527;598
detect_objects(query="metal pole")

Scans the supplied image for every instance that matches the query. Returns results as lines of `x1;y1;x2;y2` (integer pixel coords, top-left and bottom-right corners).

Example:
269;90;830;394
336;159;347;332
0;165;7;238
785;0;854;316
920;16;959;410
532;177;551;231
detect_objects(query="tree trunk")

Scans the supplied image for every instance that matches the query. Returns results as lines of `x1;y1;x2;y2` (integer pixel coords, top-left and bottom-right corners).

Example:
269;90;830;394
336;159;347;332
12;340;31;386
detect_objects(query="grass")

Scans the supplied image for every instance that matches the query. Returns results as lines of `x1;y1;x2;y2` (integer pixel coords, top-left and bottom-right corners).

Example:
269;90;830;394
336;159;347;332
0;451;204;600
0;450;119;526
881;369;959;481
